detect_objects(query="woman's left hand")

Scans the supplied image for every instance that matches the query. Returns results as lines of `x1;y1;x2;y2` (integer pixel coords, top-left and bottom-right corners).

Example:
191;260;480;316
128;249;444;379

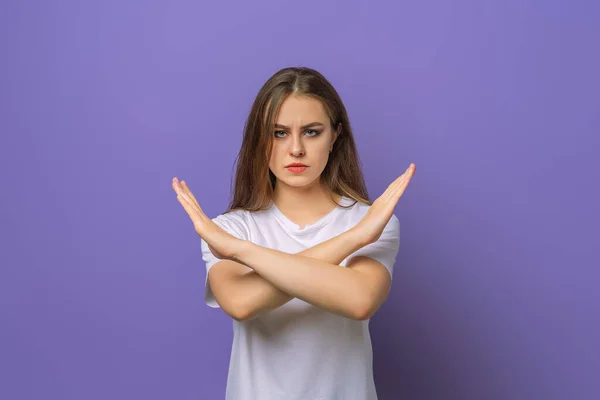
353;163;416;246
172;177;242;261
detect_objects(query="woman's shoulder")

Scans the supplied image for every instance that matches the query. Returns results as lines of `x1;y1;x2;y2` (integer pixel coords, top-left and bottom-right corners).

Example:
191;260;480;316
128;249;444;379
343;197;400;228
341;196;370;214
211;209;252;240
214;208;249;225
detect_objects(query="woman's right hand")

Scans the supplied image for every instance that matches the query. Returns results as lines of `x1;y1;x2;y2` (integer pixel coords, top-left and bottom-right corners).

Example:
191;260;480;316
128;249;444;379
354;163;416;245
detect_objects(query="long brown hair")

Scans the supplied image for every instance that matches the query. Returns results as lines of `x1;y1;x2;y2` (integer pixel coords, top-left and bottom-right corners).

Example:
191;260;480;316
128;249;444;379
225;66;371;213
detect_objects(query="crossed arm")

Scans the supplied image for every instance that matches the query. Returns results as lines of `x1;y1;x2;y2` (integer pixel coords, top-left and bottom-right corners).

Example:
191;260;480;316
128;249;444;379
175;165;414;322
209;227;392;322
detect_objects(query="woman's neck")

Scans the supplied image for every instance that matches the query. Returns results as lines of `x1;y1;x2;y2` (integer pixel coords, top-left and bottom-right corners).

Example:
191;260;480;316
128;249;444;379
272;181;341;228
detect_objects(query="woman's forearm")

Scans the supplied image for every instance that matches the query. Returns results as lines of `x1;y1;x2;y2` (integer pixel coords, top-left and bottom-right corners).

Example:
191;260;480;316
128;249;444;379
240;228;367;320
234;228;369;320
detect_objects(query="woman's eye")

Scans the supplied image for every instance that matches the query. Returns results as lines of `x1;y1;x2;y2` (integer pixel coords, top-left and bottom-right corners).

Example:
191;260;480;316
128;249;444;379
274;129;320;138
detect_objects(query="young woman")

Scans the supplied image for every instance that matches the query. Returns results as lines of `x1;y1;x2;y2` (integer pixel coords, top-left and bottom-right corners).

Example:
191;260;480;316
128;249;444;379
172;67;416;400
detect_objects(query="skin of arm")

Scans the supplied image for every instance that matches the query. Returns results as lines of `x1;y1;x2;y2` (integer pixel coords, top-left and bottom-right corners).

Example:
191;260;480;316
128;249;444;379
174;164;414;322
226;227;368;321
231;227;377;321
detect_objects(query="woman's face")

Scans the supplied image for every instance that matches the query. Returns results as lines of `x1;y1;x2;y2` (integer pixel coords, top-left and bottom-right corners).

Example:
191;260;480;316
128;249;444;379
268;94;338;190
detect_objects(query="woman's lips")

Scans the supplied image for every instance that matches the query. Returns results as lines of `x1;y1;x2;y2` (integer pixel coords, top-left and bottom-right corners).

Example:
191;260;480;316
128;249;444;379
287;166;308;173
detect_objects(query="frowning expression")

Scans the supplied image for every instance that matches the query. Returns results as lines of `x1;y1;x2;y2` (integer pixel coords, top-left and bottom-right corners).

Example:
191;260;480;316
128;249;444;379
268;94;338;188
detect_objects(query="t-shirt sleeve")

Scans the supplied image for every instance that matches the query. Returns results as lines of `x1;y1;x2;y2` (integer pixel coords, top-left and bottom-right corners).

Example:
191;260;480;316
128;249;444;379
347;214;400;280
200;212;250;308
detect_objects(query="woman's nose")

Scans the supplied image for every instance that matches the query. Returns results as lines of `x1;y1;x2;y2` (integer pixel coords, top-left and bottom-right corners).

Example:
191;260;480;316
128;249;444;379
289;134;305;157
290;146;305;157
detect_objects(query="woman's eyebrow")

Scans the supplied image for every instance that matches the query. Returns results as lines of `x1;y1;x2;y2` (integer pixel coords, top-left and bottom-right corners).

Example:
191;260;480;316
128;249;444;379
274;122;325;129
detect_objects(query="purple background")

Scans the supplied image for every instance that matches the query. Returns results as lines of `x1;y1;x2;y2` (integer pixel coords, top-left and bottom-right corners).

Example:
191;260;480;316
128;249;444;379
1;1;598;399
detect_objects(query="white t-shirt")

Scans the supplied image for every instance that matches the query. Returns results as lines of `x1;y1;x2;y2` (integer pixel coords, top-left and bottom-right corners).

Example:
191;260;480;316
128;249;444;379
200;196;400;400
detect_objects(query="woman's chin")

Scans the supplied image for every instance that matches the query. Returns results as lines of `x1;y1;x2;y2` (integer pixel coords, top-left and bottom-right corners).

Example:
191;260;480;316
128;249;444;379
280;176;318;188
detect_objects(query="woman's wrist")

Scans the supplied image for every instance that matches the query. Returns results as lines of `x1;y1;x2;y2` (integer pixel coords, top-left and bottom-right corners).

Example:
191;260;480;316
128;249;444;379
229;226;368;266
230;238;254;265
345;226;371;250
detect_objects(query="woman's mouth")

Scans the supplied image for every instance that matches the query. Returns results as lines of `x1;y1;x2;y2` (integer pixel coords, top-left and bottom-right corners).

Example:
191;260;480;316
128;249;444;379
286;166;308;173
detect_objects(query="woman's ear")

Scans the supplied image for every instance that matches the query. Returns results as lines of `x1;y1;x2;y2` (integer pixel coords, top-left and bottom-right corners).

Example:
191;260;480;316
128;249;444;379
333;123;342;143
330;124;341;153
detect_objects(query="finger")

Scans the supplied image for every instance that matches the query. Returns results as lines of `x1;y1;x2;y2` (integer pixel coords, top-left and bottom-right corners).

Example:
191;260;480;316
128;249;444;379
390;165;413;193
386;179;408;203
383;170;409;201
176;192;196;216
173;178;204;216
177;194;204;232
388;164;412;189
180;181;204;212
178;182;211;224
172;178;187;199
384;164;414;202
180;182;210;225
392;164;415;190
389;167;414;200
